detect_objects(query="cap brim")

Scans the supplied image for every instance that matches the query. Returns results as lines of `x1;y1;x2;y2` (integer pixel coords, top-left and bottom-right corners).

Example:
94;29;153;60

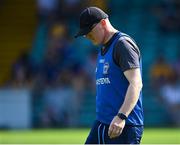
74;27;91;38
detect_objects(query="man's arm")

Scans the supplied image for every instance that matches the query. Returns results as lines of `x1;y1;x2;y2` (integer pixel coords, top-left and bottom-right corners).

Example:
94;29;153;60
108;36;142;138
119;68;143;116
108;68;143;138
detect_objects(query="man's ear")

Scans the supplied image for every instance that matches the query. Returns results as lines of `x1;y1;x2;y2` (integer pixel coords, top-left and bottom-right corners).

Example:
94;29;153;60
101;19;106;26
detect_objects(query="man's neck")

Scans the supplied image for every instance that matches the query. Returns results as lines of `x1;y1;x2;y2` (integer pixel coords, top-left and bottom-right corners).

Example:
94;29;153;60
103;29;118;45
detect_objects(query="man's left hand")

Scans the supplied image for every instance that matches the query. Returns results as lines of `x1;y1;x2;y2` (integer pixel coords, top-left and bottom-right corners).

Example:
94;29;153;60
108;116;125;139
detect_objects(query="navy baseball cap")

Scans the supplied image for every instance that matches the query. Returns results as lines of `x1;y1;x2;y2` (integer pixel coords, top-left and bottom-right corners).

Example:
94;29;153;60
74;7;108;38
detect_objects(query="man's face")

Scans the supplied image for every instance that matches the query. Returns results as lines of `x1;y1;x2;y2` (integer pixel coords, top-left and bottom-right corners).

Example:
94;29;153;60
85;21;105;45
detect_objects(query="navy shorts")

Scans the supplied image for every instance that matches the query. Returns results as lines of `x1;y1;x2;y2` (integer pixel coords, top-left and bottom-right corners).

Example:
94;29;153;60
85;120;143;144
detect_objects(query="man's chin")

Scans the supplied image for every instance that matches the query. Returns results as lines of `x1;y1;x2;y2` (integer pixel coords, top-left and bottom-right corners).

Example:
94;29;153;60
92;41;100;45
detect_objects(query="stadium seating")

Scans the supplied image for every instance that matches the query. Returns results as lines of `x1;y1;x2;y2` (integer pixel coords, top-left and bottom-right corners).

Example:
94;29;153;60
0;0;36;85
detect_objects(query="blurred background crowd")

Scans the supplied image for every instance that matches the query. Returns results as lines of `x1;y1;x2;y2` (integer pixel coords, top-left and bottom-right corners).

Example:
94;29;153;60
0;0;180;129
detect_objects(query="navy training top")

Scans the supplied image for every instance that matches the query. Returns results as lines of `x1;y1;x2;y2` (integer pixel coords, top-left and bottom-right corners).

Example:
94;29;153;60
96;32;144;125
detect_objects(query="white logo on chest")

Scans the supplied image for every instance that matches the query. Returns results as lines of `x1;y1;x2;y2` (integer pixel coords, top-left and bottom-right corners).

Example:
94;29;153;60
103;62;109;74
99;59;105;63
96;77;111;85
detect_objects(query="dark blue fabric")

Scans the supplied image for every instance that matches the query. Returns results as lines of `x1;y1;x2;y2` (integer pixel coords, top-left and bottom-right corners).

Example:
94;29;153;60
85;120;144;144
96;32;144;125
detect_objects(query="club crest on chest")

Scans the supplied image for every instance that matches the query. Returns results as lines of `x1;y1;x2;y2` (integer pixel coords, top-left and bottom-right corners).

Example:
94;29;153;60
103;62;109;74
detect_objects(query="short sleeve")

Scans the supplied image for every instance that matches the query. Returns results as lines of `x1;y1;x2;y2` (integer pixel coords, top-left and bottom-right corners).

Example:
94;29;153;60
113;37;140;72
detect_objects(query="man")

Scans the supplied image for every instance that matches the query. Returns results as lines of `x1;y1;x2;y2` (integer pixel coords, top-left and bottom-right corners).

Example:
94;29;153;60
75;7;144;144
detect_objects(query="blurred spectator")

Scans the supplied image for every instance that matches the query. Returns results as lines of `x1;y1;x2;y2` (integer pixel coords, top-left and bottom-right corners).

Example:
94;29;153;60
173;51;180;79
83;48;97;85
29;18;89;127
57;0;82;21
10;52;34;88
150;55;174;90
160;72;180;126
34;69;88;127
71;69;88;98
153;0;180;33
37;0;58;21
40;22;76;86
41;87;77;127
41;46;61;86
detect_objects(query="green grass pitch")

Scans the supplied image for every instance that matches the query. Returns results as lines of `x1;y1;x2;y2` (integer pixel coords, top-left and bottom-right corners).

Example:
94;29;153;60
0;128;179;144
